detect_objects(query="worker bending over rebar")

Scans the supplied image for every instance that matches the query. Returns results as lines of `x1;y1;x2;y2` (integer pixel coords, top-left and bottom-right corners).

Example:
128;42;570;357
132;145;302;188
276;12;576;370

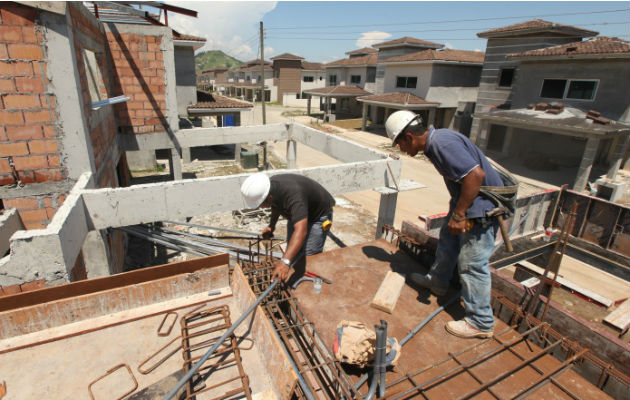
240;173;335;282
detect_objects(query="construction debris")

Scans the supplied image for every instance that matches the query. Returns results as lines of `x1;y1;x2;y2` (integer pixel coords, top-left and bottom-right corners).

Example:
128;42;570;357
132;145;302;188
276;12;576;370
370;271;406;314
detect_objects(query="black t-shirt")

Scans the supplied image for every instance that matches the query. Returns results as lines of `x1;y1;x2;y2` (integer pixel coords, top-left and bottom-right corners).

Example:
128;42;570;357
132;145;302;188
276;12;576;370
269;174;335;224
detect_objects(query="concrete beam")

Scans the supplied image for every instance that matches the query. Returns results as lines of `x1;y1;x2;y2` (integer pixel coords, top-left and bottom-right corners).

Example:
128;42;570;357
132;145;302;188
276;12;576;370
0;209;24;257
291;123;386;163
0;173;93;286
82;160;398;230
119;123;288;151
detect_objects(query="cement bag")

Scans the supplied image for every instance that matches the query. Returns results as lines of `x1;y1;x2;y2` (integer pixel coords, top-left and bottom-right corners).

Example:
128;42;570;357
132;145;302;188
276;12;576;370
333;320;375;367
332;321;403;368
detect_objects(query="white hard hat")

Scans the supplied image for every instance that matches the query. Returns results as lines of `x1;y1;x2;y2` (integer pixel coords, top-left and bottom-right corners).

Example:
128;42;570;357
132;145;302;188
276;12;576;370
240;173;271;209
385;110;421;145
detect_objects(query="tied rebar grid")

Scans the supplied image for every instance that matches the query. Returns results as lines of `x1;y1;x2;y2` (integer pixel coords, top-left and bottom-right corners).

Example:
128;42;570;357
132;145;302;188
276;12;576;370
240;258;360;400
180;305;252;400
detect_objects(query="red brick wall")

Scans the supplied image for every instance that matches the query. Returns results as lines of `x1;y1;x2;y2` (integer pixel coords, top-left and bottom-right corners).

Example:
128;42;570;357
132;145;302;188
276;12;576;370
0;4;62;187
107;31;167;135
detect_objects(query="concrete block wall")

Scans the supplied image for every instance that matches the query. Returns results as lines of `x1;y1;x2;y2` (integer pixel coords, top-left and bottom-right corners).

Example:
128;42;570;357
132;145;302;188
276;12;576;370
107;30;167;134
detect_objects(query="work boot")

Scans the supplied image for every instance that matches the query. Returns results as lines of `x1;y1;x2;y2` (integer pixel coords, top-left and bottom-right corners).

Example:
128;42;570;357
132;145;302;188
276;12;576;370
409;273;448;296
445;320;493;339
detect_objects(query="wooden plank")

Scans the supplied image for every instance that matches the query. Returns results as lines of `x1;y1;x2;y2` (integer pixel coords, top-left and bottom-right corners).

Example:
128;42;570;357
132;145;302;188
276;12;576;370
370;271;405;314
604;298;630;331
515;261;614;308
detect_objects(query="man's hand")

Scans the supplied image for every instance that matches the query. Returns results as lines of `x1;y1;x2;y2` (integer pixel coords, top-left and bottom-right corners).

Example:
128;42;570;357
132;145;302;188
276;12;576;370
448;216;467;235
262;226;274;239
272;260;290;282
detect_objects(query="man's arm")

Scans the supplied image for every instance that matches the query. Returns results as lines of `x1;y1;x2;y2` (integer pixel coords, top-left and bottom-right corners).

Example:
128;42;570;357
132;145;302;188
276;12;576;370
449;166;484;235
262;208;280;239
272;218;307;281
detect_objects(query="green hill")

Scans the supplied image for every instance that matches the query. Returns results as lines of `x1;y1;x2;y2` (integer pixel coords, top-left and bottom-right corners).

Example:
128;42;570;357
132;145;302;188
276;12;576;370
195;50;242;73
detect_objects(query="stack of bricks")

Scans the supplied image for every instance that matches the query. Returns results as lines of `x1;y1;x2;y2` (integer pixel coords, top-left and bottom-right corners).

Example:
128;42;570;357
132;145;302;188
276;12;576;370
3;193;66;229
107;32;167;135
0;4;62;187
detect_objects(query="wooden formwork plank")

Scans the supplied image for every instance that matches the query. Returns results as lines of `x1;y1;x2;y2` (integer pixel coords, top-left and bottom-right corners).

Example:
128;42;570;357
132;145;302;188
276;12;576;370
604;298;630;331
371;271;405;314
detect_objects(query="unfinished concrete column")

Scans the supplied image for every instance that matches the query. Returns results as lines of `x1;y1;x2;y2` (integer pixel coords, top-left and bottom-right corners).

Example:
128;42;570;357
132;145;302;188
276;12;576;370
168;148;183;180
286;138;297;169
428;108;436;128
326;97;331;121
574;137;600;191
82;230;111;278
475;120;490;151
605;134;629;179
375;192;398;239
235;144;241;163
182;147;191;163
501;126;513;156
307;96;311;116
361;103;368;131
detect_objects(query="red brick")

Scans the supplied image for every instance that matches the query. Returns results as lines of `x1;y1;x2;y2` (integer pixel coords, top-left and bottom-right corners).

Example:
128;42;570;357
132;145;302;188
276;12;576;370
0;43;7;59
0;141;28;156
0;174;15;185
3;94;40;109
6;125;42;140
0;284;22;296
45;206;57;219
20;279;46;292
42;125;55;138
15;77;44;93
23;109;51;124
4;197;37;210
28;139;57;154
33;168;61;182
0;126;6;141
0;110;23;124
0;78;15;92
23;220;46;229
17;170;35;183
19;208;47;222
21;26;37;43
7;43;43;60
57;193;66;205
1;4;37;25
0;158;9;173
13;155;47;169
47;154;59;167
0;25;21;42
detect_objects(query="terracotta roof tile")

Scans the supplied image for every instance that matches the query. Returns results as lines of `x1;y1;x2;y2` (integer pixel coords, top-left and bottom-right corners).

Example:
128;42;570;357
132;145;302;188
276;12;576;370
303;85;372;96
189;91;253;109
477;19;598;38
508;36;629;58
384;49;485;63
173;31;206;42
326;54;377;67
302;62;324;70
345;47;378;56
357;92;439;105
270;53;304;60
372;36;443;49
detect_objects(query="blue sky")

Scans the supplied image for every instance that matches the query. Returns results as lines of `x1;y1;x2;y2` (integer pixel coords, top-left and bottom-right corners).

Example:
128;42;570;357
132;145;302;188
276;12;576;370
168;1;630;63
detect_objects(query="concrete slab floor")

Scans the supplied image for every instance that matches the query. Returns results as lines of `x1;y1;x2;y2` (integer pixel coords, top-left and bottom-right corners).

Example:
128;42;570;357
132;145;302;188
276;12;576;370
0;290;278;400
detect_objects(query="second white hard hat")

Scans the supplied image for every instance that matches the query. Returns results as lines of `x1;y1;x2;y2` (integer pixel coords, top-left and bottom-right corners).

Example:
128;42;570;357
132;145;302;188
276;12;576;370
241;173;271;209
385;110;421;145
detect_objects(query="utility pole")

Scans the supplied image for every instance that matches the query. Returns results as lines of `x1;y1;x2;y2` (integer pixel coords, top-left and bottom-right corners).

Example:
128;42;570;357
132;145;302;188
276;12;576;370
260;21;268;169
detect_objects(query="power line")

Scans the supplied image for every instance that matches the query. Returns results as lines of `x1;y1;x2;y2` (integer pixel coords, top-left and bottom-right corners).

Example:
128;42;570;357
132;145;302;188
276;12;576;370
267;8;629;30
266;34;630;41
267;21;630;37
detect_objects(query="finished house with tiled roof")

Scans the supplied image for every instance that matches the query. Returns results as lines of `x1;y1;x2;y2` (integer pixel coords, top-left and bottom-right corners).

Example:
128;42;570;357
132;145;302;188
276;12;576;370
270;53;325;105
325;48;378;92
470;19;629;199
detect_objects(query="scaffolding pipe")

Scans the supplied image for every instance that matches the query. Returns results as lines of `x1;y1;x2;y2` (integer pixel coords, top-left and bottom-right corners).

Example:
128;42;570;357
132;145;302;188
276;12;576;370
162;278;279;400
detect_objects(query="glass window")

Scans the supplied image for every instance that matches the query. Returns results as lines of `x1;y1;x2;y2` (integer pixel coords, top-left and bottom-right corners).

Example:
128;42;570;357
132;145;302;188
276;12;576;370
329;74;337;85
498;68;515;87
396;76;417;89
540;79;567;99
350;75;361;84
566;80;597;100
303;76;314;82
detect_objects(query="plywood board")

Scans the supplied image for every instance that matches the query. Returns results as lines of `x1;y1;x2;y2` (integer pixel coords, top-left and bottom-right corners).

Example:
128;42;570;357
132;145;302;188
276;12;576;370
370;271;405;313
604;298;630;331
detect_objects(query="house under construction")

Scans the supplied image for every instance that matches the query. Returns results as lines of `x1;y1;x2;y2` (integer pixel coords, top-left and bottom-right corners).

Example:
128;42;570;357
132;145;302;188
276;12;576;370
0;2;629;400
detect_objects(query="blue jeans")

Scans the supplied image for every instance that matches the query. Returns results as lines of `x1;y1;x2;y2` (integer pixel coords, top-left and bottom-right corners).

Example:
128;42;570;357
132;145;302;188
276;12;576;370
429;216;498;331
287;212;332;262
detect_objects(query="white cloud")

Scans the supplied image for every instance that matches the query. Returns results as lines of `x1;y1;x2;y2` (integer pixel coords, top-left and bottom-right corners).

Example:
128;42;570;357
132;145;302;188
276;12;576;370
355;31;391;48
444;42;454;49
474;48;483;52
167;1;277;61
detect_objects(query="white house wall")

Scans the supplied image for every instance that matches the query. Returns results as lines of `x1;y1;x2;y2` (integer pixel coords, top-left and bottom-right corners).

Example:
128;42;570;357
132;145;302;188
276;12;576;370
383;64;433;98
